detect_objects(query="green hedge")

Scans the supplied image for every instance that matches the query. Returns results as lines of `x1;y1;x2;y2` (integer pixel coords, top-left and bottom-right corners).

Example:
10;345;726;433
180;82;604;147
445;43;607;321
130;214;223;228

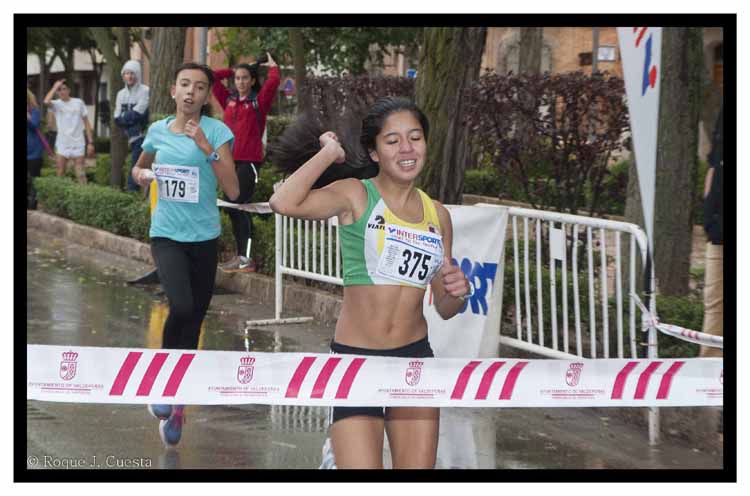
464;168;502;197
91;153;134;188
266;115;294;148
35;176;150;240
465;159;631;217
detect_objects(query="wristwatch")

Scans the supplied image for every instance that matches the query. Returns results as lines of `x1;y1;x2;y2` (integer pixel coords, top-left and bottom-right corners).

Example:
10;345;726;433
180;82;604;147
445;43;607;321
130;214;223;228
208;150;220;162
458;281;476;301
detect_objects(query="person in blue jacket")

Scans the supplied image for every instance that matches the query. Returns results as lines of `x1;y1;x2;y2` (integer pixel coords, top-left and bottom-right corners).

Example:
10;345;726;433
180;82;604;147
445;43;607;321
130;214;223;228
27;89;43;209
115;60;150;192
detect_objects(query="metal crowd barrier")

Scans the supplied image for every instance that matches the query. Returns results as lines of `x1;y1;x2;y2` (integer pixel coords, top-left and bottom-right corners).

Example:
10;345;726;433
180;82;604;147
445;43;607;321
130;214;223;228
498;205;660;444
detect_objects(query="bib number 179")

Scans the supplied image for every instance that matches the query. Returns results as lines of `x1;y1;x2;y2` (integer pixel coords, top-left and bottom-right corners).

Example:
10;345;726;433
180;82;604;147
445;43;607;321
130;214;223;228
163;179;186;199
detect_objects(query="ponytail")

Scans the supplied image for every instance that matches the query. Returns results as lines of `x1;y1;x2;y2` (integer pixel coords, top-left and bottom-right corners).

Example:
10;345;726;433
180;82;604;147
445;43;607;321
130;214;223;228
268;111;377;189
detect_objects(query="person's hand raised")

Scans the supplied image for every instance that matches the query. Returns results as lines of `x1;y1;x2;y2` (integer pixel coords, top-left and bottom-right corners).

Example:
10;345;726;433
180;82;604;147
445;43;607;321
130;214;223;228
185;119;211;155
319;131;346;164
262;52;277;68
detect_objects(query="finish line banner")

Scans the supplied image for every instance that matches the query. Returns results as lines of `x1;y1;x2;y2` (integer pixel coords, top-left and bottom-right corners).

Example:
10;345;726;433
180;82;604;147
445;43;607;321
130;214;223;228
27;345;722;407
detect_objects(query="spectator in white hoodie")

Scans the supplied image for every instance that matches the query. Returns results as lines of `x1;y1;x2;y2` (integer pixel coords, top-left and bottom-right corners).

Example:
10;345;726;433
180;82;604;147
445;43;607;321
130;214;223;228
114;60;150;192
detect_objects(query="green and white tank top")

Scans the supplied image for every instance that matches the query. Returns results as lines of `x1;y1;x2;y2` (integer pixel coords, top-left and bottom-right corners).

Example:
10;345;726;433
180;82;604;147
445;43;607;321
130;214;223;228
340;179;444;288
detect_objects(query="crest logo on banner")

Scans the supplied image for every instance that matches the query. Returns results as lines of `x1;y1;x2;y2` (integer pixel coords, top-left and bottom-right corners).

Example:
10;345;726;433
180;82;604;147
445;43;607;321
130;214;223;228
405;360;423;386
237;356;255;384
60;351;78;381
565;362;584;387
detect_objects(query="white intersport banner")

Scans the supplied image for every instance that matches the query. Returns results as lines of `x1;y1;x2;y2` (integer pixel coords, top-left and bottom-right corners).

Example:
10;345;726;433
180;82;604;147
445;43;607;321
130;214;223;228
618;27;662;251
27;345;722;407
424;206;509;358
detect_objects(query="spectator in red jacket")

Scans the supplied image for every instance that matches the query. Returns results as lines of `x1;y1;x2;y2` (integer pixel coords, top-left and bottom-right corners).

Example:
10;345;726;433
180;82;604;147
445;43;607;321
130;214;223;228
212;52;280;272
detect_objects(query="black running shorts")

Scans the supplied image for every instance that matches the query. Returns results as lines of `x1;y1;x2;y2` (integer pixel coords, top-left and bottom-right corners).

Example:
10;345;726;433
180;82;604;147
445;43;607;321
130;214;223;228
329;336;435;424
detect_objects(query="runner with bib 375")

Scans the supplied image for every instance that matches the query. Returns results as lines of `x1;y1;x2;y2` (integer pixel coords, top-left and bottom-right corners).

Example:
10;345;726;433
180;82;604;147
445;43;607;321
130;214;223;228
270;97;473;469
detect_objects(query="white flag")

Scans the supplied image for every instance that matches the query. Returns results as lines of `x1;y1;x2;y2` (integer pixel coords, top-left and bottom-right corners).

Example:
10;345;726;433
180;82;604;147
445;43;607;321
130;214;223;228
617;27;662;252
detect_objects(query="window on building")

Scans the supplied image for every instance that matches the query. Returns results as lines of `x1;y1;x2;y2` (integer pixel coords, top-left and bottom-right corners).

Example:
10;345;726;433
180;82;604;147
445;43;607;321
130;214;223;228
578;52;592;66
598;46;616;62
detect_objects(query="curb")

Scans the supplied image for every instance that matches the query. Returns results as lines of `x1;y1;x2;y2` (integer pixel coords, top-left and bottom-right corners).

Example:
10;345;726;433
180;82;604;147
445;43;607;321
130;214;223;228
26;210;342;326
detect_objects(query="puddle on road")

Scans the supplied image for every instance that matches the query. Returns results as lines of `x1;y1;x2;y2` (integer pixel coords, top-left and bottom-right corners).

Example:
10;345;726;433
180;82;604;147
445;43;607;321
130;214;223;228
26;247;329;354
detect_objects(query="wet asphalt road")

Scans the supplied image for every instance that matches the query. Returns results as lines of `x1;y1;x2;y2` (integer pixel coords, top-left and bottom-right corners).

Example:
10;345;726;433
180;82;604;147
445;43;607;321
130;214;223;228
25;245;723;470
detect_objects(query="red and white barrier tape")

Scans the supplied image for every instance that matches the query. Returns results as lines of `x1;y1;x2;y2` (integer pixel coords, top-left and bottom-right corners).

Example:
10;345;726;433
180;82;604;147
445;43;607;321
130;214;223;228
632;294;723;348
27;344;722;407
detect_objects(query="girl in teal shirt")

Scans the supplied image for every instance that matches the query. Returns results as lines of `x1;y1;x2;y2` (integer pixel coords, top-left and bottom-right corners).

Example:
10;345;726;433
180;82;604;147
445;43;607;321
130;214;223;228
132;62;239;448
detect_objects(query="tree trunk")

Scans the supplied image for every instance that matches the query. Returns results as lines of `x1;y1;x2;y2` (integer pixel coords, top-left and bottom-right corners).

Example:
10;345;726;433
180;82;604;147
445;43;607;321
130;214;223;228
91;27;129;189
624;28;703;297
88;48;103;138
654;27;703;296
63;45;75;87
150;27;187;117
289;28;310;113
415;27;487;204
36;51;47;111
519;27;543;75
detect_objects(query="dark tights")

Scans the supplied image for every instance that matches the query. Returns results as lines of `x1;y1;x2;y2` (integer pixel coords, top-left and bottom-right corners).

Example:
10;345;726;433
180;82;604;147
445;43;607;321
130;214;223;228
151;237;218;349
223;161;257;257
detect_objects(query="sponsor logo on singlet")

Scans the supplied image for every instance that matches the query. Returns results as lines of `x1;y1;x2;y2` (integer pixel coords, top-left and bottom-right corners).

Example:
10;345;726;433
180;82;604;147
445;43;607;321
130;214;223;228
367;215;385;231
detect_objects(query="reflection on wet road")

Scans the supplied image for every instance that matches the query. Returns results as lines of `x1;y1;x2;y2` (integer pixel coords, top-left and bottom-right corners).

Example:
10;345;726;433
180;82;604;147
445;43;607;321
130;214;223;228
26;247;722;469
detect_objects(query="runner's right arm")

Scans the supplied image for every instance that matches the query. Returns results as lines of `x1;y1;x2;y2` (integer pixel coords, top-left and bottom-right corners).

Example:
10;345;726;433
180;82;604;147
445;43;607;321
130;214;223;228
132;151;156;187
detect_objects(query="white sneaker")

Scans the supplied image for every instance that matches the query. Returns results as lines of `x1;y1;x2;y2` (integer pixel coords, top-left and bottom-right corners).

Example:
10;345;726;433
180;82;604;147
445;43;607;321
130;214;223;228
219;255;256;273
319;437;337;469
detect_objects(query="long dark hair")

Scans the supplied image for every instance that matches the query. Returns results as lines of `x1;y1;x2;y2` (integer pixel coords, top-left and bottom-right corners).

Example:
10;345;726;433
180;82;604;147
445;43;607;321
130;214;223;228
233;63;262;96
269;97;429;189
174;62;214;117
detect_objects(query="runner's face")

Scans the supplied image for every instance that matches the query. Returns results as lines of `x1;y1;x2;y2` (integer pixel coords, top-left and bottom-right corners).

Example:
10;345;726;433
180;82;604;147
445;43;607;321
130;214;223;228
370;111;426;182
171;69;210;115
234;68;254;97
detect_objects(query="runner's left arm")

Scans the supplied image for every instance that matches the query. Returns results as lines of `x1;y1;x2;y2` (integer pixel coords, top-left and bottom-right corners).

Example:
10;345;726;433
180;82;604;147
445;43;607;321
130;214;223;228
430;203;472;319
210;142;240;201
257;53;281;115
